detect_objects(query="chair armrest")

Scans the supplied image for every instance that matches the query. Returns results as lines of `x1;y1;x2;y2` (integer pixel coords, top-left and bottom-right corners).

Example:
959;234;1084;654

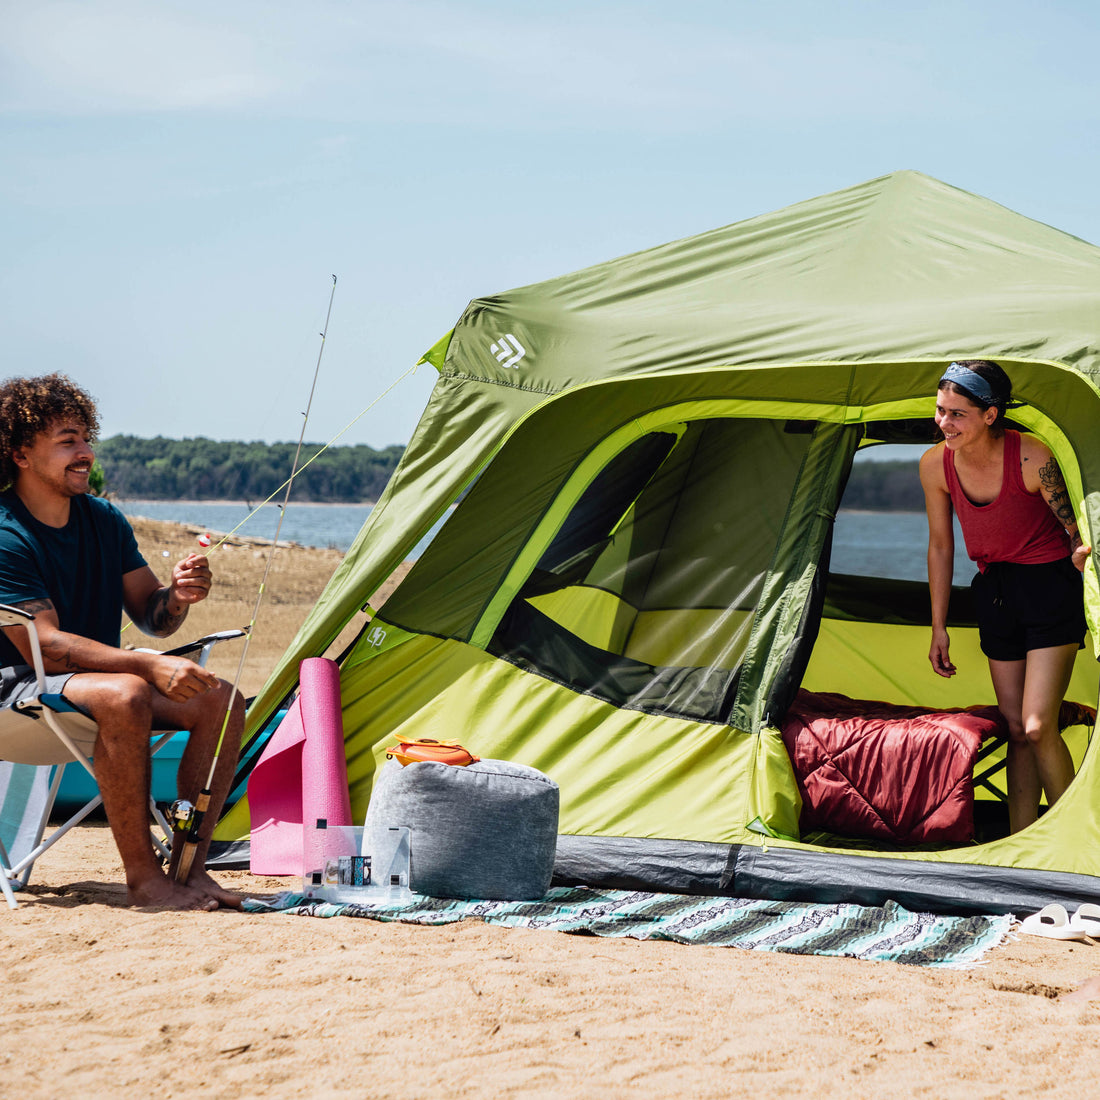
0;603;49;693
0;604;34;629
0;607;246;680
137;628;248;668
163;629;248;659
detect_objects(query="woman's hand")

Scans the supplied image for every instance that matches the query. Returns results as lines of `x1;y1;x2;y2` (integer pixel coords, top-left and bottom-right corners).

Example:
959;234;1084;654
929;627;956;678
1072;540;1092;573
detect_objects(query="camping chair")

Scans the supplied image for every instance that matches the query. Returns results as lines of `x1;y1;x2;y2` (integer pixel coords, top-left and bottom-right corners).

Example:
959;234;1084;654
0;604;244;908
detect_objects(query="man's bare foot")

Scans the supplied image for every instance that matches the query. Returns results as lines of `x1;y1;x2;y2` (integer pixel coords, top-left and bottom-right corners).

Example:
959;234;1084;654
127;870;220;910
185;867;244;910
1062;975;1100;1003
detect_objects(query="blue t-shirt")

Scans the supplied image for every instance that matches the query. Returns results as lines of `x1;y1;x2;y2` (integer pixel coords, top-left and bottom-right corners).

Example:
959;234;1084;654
0;490;146;667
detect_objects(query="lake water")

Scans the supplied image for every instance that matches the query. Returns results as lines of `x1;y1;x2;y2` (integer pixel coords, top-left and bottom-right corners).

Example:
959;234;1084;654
833;510;973;583
117;500;974;585
116;500;449;560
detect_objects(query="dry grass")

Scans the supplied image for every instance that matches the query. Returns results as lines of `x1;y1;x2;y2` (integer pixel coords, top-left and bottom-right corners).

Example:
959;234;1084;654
125;515;411;698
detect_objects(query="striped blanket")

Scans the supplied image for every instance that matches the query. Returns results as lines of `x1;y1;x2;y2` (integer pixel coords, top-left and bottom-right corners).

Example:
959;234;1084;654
244;886;1013;968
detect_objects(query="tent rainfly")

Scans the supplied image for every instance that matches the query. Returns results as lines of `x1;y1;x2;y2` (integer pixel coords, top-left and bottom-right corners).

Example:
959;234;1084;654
214;170;1100;915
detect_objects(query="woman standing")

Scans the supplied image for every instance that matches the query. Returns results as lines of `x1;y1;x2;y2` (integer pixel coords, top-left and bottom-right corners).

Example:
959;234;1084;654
920;360;1091;833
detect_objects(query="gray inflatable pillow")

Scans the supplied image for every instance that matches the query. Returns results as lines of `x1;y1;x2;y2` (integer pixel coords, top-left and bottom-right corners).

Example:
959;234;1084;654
364;758;559;900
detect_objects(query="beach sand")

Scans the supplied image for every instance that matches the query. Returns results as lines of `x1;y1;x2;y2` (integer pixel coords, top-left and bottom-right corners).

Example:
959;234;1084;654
3;519;1099;1098
6;826;1100;1099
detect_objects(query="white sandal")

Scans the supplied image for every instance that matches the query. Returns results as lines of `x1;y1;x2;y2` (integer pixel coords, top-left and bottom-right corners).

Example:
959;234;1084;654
1069;903;1100;938
1019;903;1088;941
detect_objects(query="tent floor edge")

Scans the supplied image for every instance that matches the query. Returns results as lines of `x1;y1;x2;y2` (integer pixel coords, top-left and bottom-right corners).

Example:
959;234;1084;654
555;834;1100;916
731;844;1100;916
207;834;1100;916
552;834;738;896
206;839;251;869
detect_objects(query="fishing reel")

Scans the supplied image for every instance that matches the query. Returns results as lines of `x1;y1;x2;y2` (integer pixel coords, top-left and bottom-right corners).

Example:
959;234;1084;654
168;798;196;833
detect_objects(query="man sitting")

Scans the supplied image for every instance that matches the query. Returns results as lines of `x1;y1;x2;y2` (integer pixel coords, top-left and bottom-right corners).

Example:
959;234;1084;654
0;373;243;909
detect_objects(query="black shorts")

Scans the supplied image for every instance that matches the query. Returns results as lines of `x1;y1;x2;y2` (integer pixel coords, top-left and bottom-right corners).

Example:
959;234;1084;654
971;557;1087;662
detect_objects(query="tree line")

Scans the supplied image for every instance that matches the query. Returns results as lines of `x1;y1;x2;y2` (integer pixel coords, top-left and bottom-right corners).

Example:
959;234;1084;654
96;435;405;503
96;436;924;510
842;460;925;511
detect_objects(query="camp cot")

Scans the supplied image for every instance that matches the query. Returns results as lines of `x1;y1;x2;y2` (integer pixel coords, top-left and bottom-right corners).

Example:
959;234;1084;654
213;170;1100;915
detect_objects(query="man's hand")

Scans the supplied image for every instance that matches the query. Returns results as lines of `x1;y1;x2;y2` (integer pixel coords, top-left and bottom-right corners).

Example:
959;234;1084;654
170;553;212;605
132;553;212;637
149;652;219;702
929;627;956;678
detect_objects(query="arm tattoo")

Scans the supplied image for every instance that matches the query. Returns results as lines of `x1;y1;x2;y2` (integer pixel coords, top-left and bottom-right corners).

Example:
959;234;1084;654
165;661;187;694
7;598;95;671
40;638;96;672
1038;456;1077;527
143;587;186;637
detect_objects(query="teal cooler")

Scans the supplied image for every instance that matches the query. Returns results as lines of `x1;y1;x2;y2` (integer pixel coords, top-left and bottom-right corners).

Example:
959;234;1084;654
53;730;190;812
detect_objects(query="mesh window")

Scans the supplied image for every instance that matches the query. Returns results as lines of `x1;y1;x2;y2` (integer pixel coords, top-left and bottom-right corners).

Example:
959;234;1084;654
491;418;825;723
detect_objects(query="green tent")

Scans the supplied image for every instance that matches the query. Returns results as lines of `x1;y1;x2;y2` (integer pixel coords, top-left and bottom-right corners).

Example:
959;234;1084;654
216;170;1100;913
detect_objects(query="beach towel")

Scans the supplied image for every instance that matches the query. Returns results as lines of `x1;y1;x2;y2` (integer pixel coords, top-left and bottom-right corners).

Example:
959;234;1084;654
244;886;1013;968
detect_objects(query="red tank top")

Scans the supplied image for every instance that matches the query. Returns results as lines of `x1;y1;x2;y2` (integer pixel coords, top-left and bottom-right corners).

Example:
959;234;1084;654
943;430;1069;572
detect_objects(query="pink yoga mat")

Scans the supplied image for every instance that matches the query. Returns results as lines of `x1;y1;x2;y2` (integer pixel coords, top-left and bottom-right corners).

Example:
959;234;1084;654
248;657;353;875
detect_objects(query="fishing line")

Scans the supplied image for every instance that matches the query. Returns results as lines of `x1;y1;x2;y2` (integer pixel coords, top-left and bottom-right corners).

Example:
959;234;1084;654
138;358;419;567
197;359;419;552
118;358;418;639
172;274;338;884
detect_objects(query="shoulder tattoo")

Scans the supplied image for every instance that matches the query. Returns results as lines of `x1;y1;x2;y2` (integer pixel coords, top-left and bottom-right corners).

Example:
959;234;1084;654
11;597;56;617
1038;456;1076;527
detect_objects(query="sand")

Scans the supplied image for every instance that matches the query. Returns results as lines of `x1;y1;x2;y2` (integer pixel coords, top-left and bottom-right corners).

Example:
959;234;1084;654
3;519;1100;1098
6;827;1100;1099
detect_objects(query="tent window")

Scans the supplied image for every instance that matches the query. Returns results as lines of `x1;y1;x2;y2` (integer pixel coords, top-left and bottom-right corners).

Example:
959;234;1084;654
490;418;831;724
529;431;678;589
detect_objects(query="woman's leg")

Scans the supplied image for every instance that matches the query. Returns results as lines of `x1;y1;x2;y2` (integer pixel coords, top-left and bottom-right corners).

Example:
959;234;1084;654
1020;643;1079;807
988;657;1040;832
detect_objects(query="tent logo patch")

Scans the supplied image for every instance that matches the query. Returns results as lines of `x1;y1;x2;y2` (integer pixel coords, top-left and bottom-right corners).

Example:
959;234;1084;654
490;333;526;369
366;626;388;647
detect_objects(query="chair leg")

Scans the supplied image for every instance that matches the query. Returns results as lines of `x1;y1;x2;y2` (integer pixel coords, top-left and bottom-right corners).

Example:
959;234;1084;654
150;799;173;861
0;835;20;909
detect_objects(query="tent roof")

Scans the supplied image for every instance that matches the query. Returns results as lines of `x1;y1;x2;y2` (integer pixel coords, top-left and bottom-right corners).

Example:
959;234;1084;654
430;169;1100;389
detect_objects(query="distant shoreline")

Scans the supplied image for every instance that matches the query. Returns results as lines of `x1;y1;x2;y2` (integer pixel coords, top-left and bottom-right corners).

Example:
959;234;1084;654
114;498;379;508
114;499;925;516
838;507;924;516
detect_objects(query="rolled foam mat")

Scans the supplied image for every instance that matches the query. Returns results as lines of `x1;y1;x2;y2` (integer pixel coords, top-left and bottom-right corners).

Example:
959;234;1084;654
247;657;353;875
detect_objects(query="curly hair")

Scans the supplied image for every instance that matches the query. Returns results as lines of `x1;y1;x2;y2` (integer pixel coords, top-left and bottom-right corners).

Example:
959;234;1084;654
0;373;100;490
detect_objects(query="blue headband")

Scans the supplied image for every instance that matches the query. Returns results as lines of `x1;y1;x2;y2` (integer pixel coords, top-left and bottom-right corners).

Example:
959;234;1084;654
939;362;1001;406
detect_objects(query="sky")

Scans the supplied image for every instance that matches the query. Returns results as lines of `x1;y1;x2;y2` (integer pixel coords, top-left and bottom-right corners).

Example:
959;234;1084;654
3;0;1100;450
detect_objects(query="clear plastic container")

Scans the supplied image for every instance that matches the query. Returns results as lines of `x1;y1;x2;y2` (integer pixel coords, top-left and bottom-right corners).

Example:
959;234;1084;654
301;823;412;905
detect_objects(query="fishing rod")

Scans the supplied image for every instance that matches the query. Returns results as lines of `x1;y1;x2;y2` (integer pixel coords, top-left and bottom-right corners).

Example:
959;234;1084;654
117;356;416;644
171;275;338;885
180;357;418;555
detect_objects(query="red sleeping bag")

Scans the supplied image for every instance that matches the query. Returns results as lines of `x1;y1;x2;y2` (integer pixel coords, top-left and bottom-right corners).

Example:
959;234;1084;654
781;691;1009;845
